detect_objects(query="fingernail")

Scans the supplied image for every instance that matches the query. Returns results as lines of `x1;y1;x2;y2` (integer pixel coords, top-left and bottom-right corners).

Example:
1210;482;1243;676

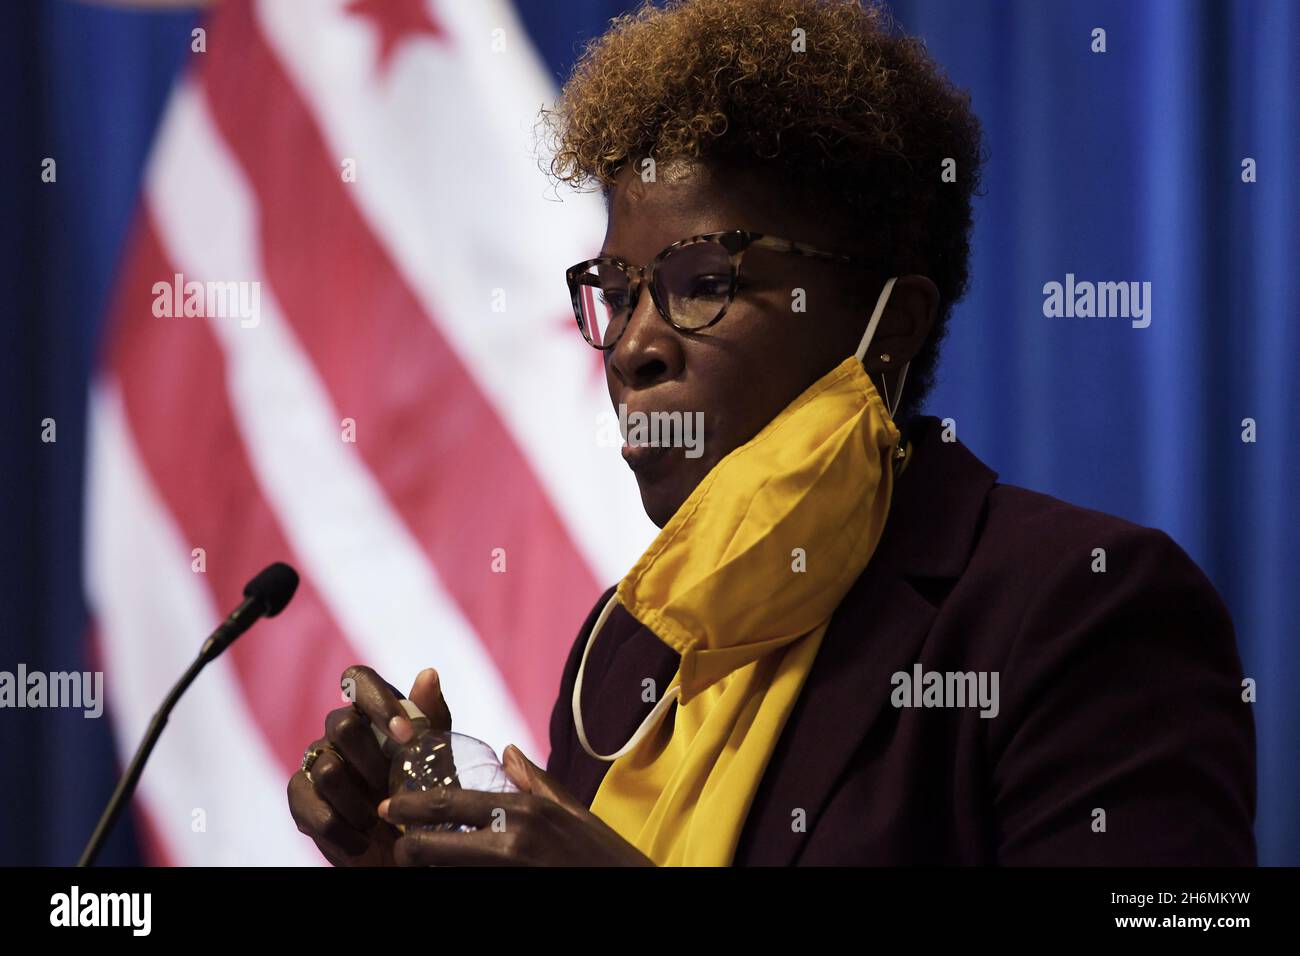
378;798;390;820
504;745;523;775
389;715;413;744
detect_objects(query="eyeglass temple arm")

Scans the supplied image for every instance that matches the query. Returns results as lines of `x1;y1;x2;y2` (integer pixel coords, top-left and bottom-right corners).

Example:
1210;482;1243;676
748;235;857;263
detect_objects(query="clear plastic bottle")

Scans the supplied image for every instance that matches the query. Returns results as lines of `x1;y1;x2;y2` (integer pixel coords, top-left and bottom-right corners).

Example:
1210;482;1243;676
377;700;518;833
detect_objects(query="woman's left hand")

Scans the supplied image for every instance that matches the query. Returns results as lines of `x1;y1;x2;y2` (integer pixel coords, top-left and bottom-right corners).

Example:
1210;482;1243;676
378;745;655;866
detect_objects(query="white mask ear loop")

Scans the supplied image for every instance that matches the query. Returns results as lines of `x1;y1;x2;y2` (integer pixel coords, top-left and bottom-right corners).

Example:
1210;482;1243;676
573;592;682;762
853;276;908;420
853;276;897;364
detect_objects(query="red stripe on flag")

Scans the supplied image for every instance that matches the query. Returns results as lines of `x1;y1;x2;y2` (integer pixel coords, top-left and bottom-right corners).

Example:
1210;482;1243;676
197;1;604;740
104;215;360;773
131;797;177;868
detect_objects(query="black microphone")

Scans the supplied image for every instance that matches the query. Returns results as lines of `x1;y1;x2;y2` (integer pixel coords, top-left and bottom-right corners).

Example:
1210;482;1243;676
77;562;300;867
199;561;299;663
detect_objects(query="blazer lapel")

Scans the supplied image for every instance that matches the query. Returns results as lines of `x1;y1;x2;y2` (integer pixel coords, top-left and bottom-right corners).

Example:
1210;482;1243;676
736;415;998;865
565;603;681;807
736;572;938;864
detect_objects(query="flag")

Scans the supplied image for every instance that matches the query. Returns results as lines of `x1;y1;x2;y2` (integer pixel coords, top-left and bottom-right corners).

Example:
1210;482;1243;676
85;0;655;866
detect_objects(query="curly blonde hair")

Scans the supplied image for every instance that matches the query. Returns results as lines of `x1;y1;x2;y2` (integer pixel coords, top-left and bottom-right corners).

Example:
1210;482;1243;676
543;0;983;414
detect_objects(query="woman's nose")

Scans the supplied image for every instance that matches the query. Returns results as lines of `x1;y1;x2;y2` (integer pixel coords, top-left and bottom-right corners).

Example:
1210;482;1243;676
608;291;684;389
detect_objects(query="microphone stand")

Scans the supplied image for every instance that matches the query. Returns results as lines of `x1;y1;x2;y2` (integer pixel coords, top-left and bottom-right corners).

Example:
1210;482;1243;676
77;564;298;866
77;653;207;867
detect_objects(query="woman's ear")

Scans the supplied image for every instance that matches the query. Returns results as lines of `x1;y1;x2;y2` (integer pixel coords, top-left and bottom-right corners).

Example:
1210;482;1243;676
863;274;939;374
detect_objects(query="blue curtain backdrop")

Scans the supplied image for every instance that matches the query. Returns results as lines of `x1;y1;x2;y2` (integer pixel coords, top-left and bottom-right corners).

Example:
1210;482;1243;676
2;0;1295;865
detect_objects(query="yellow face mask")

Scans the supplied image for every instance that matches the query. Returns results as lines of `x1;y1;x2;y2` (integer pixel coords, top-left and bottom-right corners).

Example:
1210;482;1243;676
574;278;907;866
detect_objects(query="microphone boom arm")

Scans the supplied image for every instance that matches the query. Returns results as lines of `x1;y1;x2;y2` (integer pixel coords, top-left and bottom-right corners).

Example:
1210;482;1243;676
77;562;299;867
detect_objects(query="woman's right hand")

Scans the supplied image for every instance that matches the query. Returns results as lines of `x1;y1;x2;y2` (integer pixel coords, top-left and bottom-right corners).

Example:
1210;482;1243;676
287;665;451;866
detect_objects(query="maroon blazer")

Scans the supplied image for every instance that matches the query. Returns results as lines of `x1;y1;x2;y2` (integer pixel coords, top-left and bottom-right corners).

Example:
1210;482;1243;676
545;415;1257;865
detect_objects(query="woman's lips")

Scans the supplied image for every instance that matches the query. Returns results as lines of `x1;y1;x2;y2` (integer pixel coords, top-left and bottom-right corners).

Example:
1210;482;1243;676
615;397;708;476
620;440;672;473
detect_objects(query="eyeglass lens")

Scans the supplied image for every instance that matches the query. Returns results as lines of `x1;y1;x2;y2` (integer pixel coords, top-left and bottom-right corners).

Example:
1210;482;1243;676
574;241;735;348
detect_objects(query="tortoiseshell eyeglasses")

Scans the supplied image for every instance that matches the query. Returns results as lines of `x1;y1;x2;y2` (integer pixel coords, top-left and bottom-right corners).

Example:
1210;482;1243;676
565;229;859;351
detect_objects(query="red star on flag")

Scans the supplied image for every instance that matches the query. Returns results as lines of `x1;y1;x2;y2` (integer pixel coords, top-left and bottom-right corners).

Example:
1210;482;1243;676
346;0;448;74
